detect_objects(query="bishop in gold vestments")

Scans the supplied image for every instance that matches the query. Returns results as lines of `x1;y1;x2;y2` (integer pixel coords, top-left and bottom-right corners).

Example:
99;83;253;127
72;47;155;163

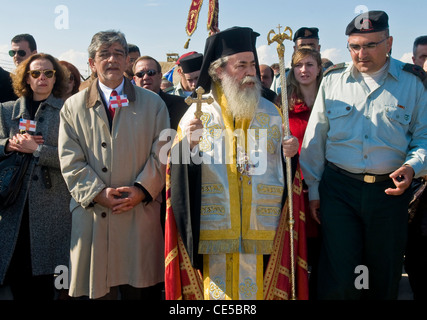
165;27;308;300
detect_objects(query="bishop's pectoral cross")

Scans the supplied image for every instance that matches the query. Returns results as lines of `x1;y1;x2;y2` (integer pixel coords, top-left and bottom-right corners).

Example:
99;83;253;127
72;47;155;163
185;86;214;119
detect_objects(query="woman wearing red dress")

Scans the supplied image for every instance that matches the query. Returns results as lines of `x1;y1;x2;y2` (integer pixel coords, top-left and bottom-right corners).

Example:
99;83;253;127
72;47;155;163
287;46;323;299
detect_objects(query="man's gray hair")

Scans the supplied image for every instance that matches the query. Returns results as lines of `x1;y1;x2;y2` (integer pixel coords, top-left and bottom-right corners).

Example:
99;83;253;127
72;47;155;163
208;56;229;83
88;30;128;59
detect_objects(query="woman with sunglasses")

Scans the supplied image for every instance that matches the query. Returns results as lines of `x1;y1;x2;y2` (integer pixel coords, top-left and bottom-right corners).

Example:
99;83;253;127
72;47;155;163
0;53;71;300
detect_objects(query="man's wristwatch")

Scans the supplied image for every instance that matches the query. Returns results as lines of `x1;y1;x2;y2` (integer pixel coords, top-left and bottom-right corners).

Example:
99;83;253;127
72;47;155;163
33;144;42;157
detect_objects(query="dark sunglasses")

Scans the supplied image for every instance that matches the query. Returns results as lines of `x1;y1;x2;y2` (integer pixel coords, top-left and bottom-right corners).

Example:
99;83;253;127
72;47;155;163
9;50;27;57
27;69;56;79
135;69;157;78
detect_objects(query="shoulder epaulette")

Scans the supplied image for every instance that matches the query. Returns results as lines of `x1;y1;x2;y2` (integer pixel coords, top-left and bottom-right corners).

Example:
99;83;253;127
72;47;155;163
323;62;347;76
402;63;427;89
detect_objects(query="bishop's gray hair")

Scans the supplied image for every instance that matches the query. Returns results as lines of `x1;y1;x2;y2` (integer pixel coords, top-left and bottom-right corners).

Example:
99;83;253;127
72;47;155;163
88;30;128;59
208;55;229;83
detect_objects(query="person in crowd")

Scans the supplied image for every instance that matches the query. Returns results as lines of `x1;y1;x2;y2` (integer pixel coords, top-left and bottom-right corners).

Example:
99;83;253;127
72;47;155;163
271;63;280;76
300;10;427;300
123;43;140;82
170;52;203;97
269;62;280;93
133;55;189;234
412;35;427;72
58;30;169;300
0;66;17;102
272;27;322;95
1;33;36;102
160;77;174;92
260;64;274;89
259;64;278;104
10;34;37;66
293;27;321;52
164;26;304;300
403;35;427;300
287;46;323;299
59;60;82;100
0;53;71;300
133;56;188;133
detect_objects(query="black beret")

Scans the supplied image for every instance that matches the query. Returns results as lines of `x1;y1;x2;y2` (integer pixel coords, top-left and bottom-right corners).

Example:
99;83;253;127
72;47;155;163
179;53;203;73
293;27;319;42
345;10;389;35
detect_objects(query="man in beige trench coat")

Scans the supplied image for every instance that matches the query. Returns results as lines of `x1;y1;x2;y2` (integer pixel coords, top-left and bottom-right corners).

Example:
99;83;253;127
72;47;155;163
58;30;170;299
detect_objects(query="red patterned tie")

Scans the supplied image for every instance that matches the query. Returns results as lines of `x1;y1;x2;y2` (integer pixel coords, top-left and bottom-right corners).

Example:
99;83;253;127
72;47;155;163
109;90;118;119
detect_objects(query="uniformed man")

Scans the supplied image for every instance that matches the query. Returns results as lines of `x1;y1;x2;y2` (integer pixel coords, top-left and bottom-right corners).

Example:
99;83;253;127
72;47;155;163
293;27;321;52
170;52;203;97
412;35;427;72
300;10;427;300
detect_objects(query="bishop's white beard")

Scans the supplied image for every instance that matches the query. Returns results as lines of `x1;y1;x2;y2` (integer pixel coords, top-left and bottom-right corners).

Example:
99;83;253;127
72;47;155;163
221;73;261;120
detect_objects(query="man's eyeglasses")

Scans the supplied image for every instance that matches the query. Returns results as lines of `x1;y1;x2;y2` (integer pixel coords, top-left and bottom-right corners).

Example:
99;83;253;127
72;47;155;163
347;37;389;53
9;50;27;57
27;69;56;79
135;69;157;78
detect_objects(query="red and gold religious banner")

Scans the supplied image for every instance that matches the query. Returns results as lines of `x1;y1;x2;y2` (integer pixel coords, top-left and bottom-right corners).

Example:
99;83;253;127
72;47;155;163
185;0;203;38
184;0;219;48
207;0;219;33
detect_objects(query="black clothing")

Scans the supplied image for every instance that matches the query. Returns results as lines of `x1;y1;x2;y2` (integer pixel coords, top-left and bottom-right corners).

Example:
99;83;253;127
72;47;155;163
0;67;17;103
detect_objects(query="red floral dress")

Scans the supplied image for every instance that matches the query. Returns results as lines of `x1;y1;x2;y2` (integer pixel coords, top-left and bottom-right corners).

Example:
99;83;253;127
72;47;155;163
289;100;319;238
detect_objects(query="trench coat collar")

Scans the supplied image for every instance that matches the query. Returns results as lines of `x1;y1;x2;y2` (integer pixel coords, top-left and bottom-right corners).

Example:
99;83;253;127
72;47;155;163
86;77;136;109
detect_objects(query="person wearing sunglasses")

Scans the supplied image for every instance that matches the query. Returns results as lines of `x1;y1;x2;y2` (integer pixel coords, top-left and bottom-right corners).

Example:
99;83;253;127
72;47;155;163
133;55;189;238
133;56;188;132
58;30;169;300
0;53;71;300
9;33;37;66
300;10;427;300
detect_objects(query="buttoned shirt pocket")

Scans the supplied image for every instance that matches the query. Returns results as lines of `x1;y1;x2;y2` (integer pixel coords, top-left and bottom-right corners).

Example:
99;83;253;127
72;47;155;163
384;105;411;125
325;102;354;141
378;105;411;146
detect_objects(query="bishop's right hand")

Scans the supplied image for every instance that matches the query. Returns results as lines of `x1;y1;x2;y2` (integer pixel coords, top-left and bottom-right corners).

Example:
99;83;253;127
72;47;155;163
186;117;204;151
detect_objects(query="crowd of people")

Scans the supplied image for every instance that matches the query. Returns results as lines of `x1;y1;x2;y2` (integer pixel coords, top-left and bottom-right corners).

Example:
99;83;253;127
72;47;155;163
0;9;427;301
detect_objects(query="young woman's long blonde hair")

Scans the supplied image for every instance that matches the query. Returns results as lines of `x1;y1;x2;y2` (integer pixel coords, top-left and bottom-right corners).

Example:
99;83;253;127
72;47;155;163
286;46;323;108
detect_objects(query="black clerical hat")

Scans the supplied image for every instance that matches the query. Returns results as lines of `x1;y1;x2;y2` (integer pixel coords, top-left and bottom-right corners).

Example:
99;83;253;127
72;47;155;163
293;27;319;42
179;53;203;73
345;10;389;35
195;26;260;93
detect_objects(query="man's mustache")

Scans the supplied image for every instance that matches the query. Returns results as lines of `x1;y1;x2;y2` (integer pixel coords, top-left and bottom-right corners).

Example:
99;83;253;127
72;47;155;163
241;76;259;85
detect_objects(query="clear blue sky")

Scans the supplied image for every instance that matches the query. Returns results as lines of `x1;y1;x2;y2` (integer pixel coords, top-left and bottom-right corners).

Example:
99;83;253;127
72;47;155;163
0;0;425;78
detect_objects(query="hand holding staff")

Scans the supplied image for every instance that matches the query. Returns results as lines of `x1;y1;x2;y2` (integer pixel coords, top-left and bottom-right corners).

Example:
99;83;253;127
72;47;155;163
267;24;297;300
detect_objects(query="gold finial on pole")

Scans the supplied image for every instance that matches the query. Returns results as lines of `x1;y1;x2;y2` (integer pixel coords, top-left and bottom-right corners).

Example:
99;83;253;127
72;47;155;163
268;25;297;301
185;86;214;119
